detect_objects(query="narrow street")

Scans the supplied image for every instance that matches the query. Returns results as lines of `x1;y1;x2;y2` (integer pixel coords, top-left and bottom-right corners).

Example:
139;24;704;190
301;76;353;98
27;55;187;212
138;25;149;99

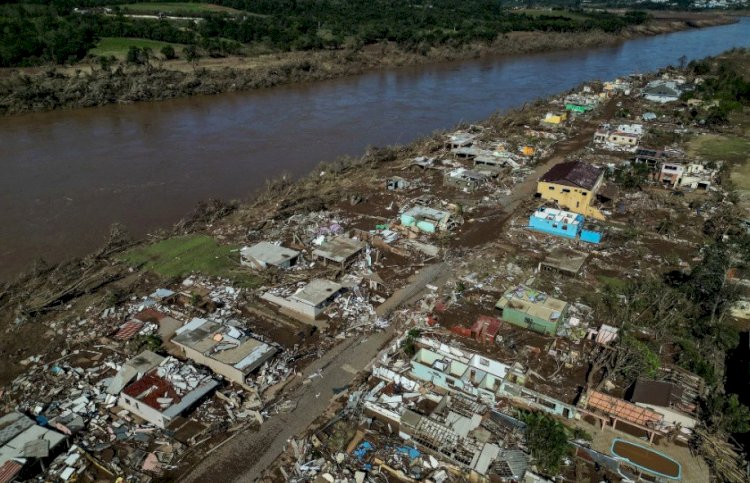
182;100;617;482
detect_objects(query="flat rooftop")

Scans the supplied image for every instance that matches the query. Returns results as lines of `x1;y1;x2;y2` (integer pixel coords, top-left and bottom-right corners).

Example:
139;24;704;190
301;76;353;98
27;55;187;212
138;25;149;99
496;285;567;322
312;236;365;264
291;279;343;306
532;207;582;226
241;242;299;266
173;318;276;372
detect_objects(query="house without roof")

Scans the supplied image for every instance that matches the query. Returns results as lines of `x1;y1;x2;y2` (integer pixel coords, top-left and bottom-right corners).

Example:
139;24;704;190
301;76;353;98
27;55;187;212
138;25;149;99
627;379;699;440
495;285;569;336
409;338;577;418
0;412;67;480
240;242;300;270
537;161;606;220
400;206;460;234
118;356;218;428
172;318;277;386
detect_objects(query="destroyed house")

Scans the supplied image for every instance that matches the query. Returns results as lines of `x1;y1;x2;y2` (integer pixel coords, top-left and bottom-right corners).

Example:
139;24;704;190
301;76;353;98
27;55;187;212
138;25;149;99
118;357;218;428
537;161;605;220
528;207;602;244
312;236;365;267
400;206;458;234
399;407;502;477
410;347;511;404
658;163;685;187
582;390;664;443
634;147;668;169
470;316;501;344
495;285;568;336
0;412;67;480
262;279;344;321
172;318;276;385
446;132;477;150
473;155;507;177
628;379;699;438
240;242;300;270
409;339;576;419
444;168;487;191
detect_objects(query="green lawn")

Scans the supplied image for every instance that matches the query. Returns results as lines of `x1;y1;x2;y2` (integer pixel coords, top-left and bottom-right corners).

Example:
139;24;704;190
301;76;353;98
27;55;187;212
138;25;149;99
118;235;260;287
689;134;750;165
90;37;181;58
119;2;243;15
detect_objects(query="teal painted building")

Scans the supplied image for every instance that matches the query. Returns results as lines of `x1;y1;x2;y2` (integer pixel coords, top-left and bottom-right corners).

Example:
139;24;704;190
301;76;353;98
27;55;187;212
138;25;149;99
495;285;568;336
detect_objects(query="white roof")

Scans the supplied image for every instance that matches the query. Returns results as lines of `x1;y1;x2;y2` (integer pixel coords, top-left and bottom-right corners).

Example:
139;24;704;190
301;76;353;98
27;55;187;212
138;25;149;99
291;279;343;306
241;242;299;266
532;207;582;225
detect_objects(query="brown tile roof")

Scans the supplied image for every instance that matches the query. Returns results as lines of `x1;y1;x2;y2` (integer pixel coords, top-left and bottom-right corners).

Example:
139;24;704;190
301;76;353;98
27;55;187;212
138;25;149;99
540;161;603;190
114;320;144;341
123;372;181;411
587;390;663;427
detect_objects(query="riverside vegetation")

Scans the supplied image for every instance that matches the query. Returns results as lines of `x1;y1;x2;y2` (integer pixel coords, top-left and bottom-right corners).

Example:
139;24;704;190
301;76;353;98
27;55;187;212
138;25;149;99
0;0;736;115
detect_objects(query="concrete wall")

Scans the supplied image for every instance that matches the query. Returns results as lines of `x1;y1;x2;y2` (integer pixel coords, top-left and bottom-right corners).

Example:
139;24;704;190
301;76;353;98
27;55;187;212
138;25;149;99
529;214;580;239
118;394;168;428
179;345;245;385
500;307;559;336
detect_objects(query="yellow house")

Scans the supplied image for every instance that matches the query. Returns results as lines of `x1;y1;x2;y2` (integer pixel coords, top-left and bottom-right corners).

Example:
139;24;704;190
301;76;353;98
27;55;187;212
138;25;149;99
537;161;606;220
542;112;567;125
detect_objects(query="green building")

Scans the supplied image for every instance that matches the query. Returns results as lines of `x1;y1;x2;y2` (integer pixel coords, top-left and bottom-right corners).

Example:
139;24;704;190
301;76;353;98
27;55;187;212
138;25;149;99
564;103;592;113
495;285;568;336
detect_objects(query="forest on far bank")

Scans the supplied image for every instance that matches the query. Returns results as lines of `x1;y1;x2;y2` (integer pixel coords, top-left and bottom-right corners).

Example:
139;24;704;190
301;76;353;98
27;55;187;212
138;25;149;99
0;0;651;67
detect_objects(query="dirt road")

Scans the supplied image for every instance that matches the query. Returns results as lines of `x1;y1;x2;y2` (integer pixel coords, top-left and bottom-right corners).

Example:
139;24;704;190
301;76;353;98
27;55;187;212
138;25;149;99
181;102;615;481
181;330;392;482
182;264;448;482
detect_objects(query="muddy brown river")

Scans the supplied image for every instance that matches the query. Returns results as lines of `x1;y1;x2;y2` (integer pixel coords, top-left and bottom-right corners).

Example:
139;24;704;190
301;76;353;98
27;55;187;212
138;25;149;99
1;19;749;279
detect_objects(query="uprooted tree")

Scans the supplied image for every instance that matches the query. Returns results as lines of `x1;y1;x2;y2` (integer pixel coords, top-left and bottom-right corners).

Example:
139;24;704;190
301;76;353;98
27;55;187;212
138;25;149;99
585;278;687;389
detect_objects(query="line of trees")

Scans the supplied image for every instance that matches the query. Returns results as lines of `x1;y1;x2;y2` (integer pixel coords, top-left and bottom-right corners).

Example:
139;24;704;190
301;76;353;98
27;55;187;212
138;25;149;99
1;1;651;66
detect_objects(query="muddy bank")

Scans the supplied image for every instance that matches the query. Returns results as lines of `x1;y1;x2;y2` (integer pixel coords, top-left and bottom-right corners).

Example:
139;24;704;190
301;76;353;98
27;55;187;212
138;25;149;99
0;15;736;116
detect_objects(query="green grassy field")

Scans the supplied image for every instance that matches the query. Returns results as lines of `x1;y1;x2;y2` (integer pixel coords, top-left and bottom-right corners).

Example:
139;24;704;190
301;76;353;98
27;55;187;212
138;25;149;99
689;134;750;164
90;37;182;58
119;2;243;15
118;235;260;287
689;132;750;211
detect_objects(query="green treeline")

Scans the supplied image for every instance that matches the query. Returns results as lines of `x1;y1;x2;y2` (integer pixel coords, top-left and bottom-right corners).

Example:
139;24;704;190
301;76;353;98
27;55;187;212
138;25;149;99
1;1;650;67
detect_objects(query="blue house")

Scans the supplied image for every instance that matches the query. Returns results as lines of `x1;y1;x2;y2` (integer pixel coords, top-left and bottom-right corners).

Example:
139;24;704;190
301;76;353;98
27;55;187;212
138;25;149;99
529;207;602;244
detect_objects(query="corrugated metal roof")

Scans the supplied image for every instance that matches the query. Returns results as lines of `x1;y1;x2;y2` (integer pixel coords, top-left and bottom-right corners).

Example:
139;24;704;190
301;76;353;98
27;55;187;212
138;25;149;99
0;460;22;483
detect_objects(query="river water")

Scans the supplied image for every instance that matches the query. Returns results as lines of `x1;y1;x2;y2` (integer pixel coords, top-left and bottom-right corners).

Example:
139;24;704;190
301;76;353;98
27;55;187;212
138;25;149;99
1;19;749;279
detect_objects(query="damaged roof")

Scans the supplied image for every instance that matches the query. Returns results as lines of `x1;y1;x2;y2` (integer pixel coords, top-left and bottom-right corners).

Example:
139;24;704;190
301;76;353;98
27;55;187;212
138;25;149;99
630;379;684;408
587;390;663;427
540;161;603;190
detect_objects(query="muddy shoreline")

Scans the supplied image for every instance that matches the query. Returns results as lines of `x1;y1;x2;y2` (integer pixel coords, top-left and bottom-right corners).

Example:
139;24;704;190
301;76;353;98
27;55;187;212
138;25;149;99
0;14;736;117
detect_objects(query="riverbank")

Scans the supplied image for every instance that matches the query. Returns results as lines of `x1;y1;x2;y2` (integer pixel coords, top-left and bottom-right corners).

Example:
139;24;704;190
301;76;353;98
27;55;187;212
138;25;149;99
0;48;748;482
0;12;736;116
